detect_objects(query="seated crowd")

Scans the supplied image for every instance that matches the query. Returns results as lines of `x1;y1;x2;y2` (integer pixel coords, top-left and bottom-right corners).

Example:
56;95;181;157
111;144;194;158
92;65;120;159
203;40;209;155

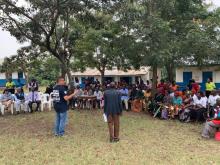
1;77;220;139
69;78;219;139
0;79;46;115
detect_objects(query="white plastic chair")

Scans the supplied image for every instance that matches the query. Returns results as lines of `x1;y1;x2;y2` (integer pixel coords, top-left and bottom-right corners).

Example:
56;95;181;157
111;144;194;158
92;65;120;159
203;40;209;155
41;93;52;111
0;101;14;115
24;93;31;112
0;102;5;115
0;94;14;115
15;100;28;113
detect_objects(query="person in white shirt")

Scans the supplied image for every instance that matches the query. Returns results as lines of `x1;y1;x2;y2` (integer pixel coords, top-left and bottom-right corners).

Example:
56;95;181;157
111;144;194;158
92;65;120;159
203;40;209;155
119;85;129;111
190;92;198;104
207;91;220;118
189;91;207;122
94;87;103;109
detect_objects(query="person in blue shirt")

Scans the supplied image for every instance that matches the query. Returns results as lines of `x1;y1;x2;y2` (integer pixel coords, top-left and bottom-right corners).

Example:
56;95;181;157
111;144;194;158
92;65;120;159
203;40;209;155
173;92;183;106
171;91;183;118
14;87;25;114
119;85;129;111
52;77;75;137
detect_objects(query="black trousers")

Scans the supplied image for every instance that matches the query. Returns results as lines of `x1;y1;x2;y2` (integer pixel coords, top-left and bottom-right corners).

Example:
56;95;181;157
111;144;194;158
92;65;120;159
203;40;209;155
189;108;206;122
28;101;41;112
205;91;212;98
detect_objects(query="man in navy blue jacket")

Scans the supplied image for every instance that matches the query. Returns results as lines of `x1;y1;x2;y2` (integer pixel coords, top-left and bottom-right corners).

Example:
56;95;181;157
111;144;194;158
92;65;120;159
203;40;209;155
104;82;122;143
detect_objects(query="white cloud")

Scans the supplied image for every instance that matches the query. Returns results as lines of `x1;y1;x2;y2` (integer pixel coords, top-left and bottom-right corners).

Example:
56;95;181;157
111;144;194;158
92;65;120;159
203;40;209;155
212;0;220;6
0;28;28;58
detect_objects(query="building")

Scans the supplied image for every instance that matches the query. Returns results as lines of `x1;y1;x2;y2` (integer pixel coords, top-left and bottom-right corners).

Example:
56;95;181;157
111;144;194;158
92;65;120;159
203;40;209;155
0;72;26;87
176;65;220;91
71;67;162;85
0;58;26;87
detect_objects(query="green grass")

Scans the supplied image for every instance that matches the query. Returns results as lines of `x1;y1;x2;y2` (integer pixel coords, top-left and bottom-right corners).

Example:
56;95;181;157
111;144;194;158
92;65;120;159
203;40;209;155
0;110;220;165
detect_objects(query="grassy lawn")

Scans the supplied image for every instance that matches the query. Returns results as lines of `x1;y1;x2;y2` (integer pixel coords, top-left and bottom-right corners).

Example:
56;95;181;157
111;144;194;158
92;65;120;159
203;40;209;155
0;110;220;165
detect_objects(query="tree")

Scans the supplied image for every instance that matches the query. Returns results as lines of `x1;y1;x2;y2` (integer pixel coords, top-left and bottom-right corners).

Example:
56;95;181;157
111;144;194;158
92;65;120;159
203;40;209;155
28;56;61;86
12;46;42;84
180;7;220;66
0;45;60;86
75;12;135;84
0;57;14;79
121;0;217;90
120;0;171;92
74;1;138;84
0;0;96;81
161;0;213;81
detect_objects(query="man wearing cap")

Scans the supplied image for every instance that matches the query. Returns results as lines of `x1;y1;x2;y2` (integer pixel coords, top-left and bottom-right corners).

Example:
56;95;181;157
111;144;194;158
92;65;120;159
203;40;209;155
104;82;122;143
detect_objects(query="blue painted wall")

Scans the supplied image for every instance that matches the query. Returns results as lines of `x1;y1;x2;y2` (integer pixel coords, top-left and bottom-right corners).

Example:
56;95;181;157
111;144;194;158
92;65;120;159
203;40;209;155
0;79;26;87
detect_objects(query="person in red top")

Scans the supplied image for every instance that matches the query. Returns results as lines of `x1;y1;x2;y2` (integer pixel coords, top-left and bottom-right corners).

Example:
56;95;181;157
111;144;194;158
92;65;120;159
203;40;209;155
191;79;200;93
202;98;220;139
157;79;166;95
170;81;179;92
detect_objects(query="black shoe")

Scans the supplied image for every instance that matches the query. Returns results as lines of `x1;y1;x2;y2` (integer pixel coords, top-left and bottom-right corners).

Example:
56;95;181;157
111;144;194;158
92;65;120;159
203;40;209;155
114;138;120;142
110;138;114;143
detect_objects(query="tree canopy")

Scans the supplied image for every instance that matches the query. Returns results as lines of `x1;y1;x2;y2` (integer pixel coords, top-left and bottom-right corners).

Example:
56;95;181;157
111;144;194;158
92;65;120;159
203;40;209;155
0;0;220;86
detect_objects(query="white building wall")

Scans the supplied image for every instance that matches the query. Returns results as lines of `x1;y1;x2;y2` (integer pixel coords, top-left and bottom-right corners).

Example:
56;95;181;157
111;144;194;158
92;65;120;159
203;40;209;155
176;69;183;82
214;71;220;83
0;73;6;79
192;69;202;83
12;72;18;79
114;76;120;82
176;66;220;83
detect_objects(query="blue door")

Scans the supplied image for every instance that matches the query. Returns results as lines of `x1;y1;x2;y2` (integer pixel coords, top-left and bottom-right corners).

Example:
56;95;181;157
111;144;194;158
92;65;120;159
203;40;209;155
202;72;213;91
18;72;24;79
183;72;192;86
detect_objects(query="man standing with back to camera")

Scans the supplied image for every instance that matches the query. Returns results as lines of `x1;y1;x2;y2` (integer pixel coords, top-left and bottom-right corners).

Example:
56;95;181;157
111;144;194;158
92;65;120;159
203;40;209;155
104;82;122;143
52;77;75;137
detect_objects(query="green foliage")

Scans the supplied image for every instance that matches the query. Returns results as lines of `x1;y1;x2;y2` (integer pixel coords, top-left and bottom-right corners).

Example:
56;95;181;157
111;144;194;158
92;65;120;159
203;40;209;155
28;56;60;86
74;5;138;83
0;0;99;79
0;0;220;84
120;0;220;82
0;45;60;86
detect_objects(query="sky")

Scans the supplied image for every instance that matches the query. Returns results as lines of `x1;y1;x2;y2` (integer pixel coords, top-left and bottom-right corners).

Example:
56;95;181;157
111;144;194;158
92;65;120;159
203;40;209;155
0;0;220;58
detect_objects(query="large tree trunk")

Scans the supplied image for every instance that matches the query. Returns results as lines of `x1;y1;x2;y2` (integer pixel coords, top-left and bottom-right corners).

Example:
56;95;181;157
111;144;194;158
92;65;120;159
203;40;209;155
60;62;72;83
66;69;72;84
152;64;158;97
166;61;175;82
100;70;105;85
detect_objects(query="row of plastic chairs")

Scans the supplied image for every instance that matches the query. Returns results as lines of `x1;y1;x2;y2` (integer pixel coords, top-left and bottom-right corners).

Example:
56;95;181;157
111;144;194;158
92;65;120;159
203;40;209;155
0;92;53;115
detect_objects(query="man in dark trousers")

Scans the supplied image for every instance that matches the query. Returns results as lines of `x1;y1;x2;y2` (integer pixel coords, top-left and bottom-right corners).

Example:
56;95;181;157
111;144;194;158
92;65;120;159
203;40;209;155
104;82;122;143
52;77;75;137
